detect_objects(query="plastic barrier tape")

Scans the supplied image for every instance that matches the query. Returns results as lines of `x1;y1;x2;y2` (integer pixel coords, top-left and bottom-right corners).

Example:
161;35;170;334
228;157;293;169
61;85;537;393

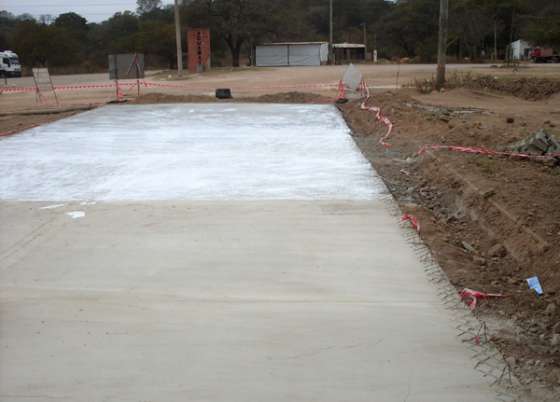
417;144;560;162
1;80;339;95
460;288;503;310
401;214;421;232
360;102;394;148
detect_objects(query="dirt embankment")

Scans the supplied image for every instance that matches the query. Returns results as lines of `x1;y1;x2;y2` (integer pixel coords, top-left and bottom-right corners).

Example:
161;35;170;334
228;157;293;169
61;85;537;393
0;92;332;137
453;74;560;100
131;91;332;104
416;73;560;101
0;110;84;137
340;89;560;394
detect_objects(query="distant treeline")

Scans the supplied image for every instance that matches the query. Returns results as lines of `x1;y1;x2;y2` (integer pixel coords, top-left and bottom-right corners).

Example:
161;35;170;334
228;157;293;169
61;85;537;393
0;0;559;71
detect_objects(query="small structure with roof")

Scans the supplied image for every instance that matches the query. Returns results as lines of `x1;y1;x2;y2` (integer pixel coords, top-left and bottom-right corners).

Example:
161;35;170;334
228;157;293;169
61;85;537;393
333;43;367;64
510;39;532;60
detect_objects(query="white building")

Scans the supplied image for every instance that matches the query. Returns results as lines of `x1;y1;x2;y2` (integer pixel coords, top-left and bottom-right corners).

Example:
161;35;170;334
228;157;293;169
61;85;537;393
255;42;329;67
510;39;532;60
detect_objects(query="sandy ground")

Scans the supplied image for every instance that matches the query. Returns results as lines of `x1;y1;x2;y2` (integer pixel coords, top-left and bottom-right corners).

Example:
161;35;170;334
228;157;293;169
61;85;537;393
1;63;560;114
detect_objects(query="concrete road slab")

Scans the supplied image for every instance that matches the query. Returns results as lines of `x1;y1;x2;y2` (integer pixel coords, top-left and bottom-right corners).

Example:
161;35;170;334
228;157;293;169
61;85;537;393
1;201;437;302
1;201;498;402
0;104;502;401
0;104;382;201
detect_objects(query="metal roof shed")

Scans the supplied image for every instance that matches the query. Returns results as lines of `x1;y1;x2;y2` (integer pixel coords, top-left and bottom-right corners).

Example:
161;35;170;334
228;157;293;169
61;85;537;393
256;42;329;67
333;43;367;63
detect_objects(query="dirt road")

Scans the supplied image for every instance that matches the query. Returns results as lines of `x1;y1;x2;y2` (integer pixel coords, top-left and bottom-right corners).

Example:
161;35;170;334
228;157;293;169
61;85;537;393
2;63;559;113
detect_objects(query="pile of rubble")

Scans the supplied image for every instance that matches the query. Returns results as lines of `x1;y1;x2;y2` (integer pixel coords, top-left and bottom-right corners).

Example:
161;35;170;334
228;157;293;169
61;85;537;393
508;129;560;157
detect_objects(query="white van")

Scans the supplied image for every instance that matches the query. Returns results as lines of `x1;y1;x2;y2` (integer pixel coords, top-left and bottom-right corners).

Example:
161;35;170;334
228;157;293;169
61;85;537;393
0;50;22;77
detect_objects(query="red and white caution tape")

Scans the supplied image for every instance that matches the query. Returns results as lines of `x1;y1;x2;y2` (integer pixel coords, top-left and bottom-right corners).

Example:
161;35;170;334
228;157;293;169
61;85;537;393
359;80;395;148
1;86;36;94
417;144;560;162
459;288;503;310
1;80;339;96
401;214;420;232
360;101;394;148
335;80;346;101
357;88;558;161
359;79;370;99
1;82;138;94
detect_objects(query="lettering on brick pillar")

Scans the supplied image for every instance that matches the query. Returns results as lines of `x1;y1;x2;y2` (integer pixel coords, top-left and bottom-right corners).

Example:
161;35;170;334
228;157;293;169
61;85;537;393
187;28;211;74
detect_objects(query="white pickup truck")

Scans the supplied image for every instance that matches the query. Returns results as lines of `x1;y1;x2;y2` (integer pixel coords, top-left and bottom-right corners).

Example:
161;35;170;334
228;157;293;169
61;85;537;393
0;50;22;78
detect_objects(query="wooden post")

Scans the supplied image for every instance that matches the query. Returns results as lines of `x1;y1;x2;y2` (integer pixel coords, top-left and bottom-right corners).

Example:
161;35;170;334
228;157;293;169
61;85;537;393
329;0;334;64
436;0;449;90
362;22;367;54
174;0;184;76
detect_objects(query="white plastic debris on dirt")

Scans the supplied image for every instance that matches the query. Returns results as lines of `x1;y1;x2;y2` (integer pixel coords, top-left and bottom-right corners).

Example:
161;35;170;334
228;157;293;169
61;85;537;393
0;103;386;201
66;211;85;219
39;204;66;210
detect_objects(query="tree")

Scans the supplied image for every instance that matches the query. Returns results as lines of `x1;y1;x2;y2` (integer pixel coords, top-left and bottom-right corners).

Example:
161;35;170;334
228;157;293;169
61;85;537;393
16;13;35;21
12;19;51;66
449;0;494;61
136;21;176;67
380;0;440;61
102;11;140;53
523;1;560;46
39;14;54;25
0;11;17;50
54;12;87;32
1;0;558;71
137;0;163;14
187;0;279;67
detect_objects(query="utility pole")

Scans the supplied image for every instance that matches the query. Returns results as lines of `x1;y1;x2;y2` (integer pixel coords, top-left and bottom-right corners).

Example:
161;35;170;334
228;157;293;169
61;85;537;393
436;0;448;90
174;0;184;76
362;22;367;52
373;32;377;63
507;9;515;65
329;0;334;64
493;20;498;61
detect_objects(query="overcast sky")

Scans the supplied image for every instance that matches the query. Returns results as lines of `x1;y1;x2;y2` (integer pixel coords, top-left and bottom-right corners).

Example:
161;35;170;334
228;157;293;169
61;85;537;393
1;0;175;23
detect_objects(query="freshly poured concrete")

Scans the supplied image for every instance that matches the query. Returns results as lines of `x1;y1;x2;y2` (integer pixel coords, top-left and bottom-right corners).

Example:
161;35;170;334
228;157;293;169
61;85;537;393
0;104;499;401
0;104;381;201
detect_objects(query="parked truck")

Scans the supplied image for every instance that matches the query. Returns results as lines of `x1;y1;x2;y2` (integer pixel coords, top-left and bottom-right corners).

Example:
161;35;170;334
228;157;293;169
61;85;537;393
0;50;22;77
530;47;560;63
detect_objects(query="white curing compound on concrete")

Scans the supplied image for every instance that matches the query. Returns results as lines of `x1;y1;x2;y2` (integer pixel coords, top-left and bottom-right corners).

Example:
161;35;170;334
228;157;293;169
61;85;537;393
0;103;384;201
0;104;503;402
